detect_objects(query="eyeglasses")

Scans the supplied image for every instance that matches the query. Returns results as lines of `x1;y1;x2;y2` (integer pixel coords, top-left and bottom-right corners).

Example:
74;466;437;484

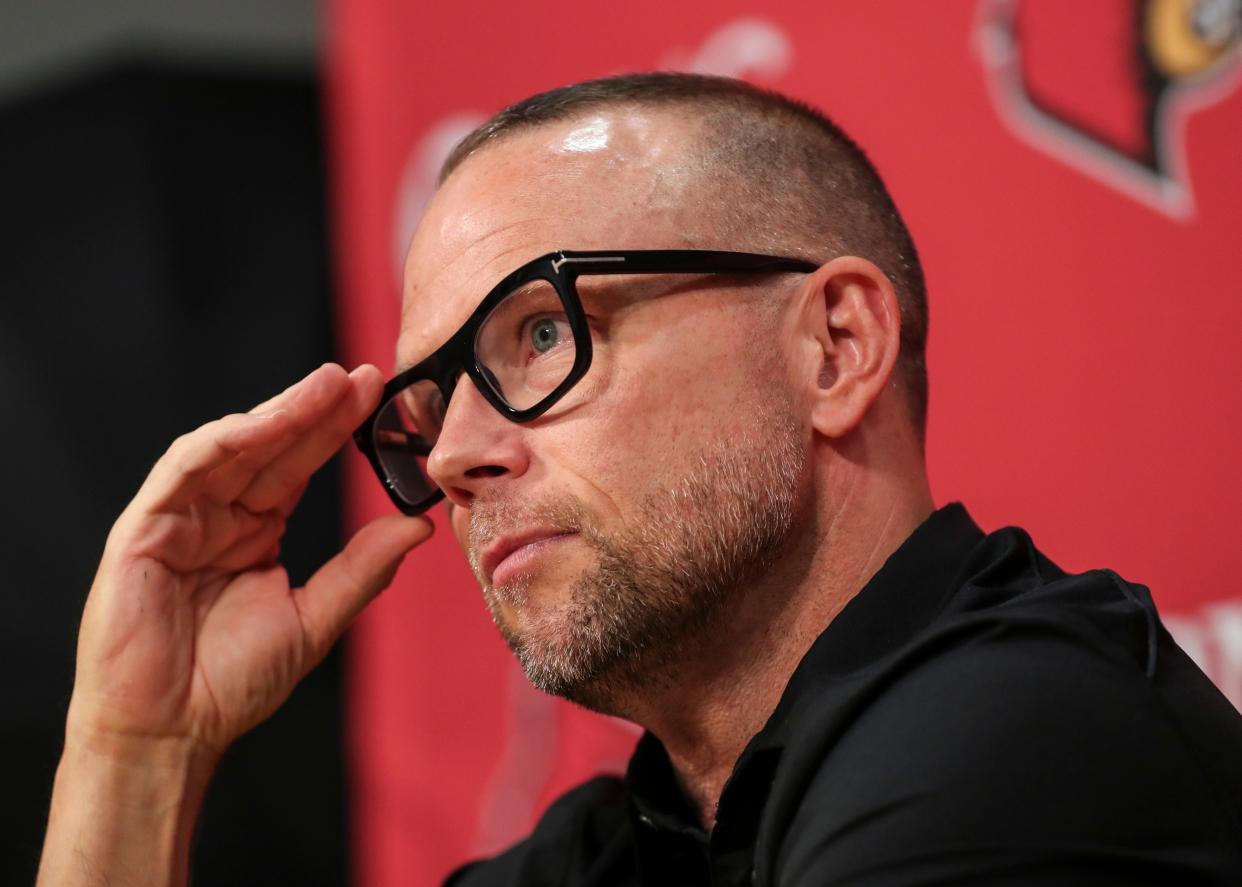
353;249;817;515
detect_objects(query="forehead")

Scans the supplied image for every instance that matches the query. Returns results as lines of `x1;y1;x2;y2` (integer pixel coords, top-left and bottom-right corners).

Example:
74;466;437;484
396;108;714;366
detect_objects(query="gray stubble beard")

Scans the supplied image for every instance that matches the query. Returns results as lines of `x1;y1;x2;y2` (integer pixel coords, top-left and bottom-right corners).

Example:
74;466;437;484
469;407;806;717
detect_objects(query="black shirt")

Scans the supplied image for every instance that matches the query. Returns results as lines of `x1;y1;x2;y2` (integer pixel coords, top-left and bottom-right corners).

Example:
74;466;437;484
447;504;1242;886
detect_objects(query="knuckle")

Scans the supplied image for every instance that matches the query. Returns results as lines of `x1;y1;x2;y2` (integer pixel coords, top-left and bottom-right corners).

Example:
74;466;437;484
244;469;299;511
162;435;200;475
166;430;196;458
265;463;301;497
336;547;370;595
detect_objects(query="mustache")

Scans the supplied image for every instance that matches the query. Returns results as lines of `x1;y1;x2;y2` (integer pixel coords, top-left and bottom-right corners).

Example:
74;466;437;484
466;495;593;579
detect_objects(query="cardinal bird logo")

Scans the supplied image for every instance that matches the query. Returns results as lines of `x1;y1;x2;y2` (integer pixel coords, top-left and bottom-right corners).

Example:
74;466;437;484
976;0;1242;219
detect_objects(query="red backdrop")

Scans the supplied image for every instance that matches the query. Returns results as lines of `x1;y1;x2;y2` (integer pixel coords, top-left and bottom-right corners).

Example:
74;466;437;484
326;1;1242;883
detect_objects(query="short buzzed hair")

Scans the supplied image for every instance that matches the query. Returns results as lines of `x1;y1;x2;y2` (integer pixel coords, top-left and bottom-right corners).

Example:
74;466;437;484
441;72;929;440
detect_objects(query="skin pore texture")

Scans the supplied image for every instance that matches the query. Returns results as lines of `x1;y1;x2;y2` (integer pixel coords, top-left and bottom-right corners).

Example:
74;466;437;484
401;105;935;827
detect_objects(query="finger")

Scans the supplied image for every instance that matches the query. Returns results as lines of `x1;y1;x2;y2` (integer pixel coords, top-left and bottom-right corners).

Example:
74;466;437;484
196;538;281;591
292;514;434;667
131;411;295;516
199;364;358;506
118;498;270;573
248;362;353;417
129;364;351;517
206;511;287;573
275;480;309;519
158;478;302;577
200;432;298;506
237;365;384;514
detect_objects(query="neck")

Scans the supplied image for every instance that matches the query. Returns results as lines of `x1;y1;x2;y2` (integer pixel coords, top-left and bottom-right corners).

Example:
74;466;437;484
615;474;934;829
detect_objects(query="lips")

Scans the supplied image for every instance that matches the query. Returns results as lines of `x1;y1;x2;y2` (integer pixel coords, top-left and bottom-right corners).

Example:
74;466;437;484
480;529;576;586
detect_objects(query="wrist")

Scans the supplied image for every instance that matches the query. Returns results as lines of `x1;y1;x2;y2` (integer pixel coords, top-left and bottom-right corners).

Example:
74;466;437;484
38;730;219;887
61;719;220;777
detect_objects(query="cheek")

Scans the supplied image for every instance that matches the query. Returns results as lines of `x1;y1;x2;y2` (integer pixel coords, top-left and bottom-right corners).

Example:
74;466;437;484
573;327;757;487
529;367;678;521
532;302;790;519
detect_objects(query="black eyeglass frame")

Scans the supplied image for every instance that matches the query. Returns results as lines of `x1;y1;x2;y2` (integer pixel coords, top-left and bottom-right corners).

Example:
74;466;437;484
353;248;818;515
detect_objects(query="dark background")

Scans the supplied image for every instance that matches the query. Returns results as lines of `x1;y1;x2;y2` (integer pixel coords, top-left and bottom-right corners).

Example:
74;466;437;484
0;57;349;886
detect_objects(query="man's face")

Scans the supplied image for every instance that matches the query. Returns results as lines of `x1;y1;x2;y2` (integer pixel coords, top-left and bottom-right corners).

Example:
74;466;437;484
398;109;809;709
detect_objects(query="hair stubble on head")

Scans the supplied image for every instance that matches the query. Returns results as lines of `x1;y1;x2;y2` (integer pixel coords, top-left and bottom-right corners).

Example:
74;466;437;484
440;71;930;442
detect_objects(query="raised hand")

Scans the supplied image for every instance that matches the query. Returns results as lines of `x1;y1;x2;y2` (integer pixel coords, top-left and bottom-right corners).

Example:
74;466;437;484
40;363;433;887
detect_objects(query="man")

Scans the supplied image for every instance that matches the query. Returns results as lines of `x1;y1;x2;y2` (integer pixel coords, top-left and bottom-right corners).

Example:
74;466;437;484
39;73;1242;886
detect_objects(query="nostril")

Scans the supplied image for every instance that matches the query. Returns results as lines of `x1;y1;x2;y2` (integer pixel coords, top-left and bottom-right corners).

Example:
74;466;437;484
465;465;507;479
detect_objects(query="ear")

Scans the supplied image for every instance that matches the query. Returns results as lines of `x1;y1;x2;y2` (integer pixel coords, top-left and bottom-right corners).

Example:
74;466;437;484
799;255;902;439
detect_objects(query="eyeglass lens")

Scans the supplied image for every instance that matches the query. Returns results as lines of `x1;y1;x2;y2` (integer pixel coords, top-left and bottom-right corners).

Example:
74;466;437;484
371;378;445;507
474;276;577;411
369;275;580;508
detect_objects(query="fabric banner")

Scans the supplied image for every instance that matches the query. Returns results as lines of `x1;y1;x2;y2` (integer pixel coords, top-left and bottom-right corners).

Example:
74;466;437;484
326;1;1242;883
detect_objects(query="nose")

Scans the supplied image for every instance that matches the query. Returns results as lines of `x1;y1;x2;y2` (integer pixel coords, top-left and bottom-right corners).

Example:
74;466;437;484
426;373;530;508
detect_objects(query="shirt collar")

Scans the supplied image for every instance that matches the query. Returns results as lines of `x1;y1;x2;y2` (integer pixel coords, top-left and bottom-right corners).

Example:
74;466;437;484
626;503;985;832
780;502;982;679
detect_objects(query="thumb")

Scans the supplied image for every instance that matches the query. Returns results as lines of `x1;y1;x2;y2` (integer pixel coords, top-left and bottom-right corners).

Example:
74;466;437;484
293;514;434;667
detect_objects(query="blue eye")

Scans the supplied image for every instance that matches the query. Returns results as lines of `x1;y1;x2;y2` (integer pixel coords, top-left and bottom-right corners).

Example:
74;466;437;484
530;318;562;353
